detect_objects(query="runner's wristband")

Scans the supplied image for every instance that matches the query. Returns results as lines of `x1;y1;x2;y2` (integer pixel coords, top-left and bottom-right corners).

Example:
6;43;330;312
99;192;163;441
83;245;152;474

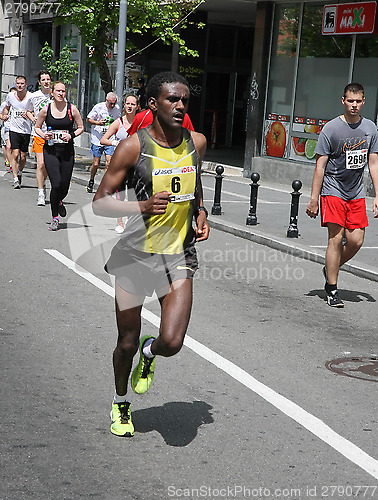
112;140;119;147
197;206;208;218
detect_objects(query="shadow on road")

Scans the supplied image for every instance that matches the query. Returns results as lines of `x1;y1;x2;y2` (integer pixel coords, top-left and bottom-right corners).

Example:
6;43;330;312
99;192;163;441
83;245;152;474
57;222;92;230
133;400;214;446
306;289;376;303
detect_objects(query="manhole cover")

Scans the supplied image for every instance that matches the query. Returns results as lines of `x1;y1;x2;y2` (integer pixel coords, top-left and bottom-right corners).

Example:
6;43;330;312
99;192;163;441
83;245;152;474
326;356;378;382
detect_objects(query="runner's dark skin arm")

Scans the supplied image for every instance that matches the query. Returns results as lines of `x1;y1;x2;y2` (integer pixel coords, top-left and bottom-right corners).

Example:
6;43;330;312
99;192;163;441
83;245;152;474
92;134;171;217
191;131;210;242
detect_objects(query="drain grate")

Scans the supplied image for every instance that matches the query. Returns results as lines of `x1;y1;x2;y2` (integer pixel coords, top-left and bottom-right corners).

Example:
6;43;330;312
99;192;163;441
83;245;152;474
326;356;378;382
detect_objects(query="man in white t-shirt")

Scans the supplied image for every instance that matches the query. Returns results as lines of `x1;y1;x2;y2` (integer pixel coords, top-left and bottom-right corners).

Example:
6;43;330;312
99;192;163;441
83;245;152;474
26;70;52;205
2;75;32;189
0;87;16;172
85;92;120;192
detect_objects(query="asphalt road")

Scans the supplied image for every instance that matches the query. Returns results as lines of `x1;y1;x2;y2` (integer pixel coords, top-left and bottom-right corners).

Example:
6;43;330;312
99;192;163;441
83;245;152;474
1;166;378;500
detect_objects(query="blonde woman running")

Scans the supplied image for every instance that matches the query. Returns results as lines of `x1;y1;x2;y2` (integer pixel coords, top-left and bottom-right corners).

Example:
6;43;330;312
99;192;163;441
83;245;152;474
101;93;139;233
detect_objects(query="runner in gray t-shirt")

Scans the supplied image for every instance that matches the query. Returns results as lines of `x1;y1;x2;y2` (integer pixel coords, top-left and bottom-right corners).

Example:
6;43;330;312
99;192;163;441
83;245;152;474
306;83;378;308
316;115;378;200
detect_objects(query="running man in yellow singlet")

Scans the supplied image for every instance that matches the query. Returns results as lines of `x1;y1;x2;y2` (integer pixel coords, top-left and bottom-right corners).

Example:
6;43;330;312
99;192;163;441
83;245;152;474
93;71;209;437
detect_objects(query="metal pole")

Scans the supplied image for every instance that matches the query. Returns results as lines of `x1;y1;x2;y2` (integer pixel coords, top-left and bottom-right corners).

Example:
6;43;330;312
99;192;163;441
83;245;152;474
211;165;224;215
116;0;127;102
287;180;302;238
246;172;260;226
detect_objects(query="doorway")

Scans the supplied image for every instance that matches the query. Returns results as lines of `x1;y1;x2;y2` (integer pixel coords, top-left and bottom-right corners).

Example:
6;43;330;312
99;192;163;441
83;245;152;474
203;71;249;149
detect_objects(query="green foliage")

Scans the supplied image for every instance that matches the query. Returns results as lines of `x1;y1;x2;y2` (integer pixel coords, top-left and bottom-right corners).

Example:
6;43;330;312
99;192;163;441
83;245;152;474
39;42;55;72
54;0;204;91
39;42;79;84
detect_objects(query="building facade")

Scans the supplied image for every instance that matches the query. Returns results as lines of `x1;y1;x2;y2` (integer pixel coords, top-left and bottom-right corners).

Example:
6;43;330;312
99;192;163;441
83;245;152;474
245;0;378;190
1;0;378;191
0;0;256;149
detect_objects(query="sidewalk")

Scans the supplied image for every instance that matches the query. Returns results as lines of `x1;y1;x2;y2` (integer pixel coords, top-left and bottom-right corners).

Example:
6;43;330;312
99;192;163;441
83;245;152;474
31;145;378;283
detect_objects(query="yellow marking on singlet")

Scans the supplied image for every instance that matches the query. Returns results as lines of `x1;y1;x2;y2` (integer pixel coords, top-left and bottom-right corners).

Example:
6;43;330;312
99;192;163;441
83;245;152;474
142;138;197;254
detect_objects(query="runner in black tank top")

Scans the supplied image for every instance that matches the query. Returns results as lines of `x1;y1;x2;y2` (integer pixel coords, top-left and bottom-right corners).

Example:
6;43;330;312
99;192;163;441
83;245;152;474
93;72;209;438
34;81;84;230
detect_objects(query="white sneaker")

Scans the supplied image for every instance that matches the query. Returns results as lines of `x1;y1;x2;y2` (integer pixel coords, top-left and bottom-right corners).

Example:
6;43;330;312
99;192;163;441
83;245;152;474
13;179;20;189
37;193;45;206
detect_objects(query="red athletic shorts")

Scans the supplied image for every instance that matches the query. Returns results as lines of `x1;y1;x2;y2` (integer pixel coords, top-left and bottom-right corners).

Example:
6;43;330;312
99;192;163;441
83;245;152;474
320;195;368;229
31;135;45;154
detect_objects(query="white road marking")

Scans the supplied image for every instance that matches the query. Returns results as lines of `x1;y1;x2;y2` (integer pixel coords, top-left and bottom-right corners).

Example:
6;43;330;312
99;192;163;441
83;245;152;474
203;185;303;203
203;185;249;199
202;174;295;194
310;245;378;250
45;248;115;296
203;198;285;205
45;248;378;480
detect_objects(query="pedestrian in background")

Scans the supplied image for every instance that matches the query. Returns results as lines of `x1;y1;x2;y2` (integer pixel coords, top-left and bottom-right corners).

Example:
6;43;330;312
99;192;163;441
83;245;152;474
86;92;120;193
136;78;147;110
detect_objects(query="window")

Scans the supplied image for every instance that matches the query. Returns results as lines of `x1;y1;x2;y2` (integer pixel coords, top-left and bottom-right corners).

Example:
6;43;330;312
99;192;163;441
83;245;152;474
266;4;299;117
353;36;378;121
294;4;352;120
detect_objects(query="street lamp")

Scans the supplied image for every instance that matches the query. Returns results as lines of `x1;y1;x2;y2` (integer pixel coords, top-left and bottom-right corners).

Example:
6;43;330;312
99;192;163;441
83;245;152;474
116;0;128;103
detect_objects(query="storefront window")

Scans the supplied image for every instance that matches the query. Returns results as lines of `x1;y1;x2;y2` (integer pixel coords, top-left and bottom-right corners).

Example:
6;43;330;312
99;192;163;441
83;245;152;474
353;36;378;121
262;2;378;163
266;5;299;117
263;5;299;159
294;4;352;121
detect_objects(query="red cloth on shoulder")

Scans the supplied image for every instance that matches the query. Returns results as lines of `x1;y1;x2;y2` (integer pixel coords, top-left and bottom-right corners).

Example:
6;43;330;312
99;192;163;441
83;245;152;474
127;109;194;136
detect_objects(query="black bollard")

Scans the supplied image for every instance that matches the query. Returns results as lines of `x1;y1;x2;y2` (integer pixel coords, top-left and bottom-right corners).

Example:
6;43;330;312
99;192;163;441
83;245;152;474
287;179;302;238
211;165;224;215
246;172;260;226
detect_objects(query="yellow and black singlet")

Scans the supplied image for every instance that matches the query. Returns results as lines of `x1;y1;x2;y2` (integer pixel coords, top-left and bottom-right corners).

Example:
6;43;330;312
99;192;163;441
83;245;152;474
120;128;200;255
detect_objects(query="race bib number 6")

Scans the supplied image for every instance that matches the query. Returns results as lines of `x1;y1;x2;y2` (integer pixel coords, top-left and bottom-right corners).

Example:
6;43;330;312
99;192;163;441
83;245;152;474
152;165;196;202
346;148;368;169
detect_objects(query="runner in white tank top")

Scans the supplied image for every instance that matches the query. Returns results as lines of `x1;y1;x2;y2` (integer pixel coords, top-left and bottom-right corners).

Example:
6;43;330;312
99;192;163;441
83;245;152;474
100;93;140;232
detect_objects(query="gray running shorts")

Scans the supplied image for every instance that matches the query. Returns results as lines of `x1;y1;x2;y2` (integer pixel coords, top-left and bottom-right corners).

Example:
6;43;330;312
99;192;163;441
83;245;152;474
105;243;198;296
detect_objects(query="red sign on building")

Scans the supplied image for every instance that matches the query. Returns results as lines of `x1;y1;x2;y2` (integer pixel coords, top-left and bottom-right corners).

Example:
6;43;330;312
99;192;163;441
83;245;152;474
322;2;377;34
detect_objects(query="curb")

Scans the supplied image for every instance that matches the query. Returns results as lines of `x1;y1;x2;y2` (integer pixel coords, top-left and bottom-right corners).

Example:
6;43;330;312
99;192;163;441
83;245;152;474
202;161;242;177
208;217;378;283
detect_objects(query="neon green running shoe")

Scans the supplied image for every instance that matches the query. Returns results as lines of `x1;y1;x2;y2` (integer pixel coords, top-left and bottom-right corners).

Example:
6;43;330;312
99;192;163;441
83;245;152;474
110;401;134;437
131;335;156;394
